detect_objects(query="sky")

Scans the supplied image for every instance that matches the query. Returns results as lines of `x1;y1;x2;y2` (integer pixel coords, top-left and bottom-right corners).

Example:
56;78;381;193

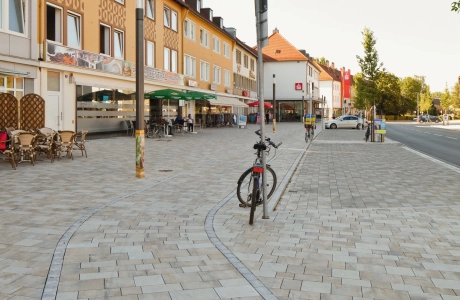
203;0;460;92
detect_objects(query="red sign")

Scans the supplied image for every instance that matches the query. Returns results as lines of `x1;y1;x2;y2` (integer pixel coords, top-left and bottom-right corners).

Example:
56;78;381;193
343;70;351;98
295;82;303;90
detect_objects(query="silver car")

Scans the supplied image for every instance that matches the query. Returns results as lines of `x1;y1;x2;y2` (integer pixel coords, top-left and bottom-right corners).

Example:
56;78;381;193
325;116;361;129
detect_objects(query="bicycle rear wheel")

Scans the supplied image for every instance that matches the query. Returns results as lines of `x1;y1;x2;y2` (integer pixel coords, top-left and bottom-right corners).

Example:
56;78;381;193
237;165;277;207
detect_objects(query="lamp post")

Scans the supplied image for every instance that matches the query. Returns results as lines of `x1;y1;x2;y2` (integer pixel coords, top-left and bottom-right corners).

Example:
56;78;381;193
135;0;145;178
322;96;325;131
273;74;276;133
416;93;419;122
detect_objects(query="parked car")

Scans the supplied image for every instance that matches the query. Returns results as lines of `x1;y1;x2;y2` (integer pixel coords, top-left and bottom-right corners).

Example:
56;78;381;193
413;115;441;123
325;115;361;129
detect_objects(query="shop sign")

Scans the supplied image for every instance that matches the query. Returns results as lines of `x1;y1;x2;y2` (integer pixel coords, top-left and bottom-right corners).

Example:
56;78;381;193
295;82;303;90
250;91;257;98
375;119;386;134
226;89;233;94
238;115;247;129
210;84;217;91
188;80;198;87
46;42;184;86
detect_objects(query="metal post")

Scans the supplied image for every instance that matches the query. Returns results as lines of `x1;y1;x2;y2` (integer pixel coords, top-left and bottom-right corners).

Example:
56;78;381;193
272;74;276;133
310;83;313;127
322;96;325;131
416;93;419;122
371;103;375;142
255;0;268;219
135;0;145;178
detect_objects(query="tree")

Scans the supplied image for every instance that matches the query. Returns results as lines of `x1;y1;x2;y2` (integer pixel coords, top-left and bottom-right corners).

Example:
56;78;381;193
355;28;385;112
440;84;452;112
451;82;460;110
452;1;460;12
353;72;373;110
419;86;433;114
314;57;327;65
376;72;401;116
400;76;422;113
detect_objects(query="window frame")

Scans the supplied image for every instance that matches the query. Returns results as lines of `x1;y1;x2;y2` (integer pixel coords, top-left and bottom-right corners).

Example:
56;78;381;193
67;11;81;49
184;18;195;41
145;0;154;20
1;0;28;36
163;6;170;28
184;54;196;78
164;47;171;71
200;60;209;82
171;49;178;73
99;23;111;56
171;10;178;31
115;0;124;4
46;3;62;44
224;69;230;87
113;29;124;59
250;58;255;71
199;28;209;48
223;42;230;58
213;65;221;84
243;54;248;68
146;40;155;67
236;50;241;65
212;36;220;54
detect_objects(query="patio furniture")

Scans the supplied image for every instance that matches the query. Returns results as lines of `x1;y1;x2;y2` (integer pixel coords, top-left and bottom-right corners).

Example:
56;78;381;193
73;130;88;157
36;132;56;163
0;131;16;169
125;120;134;136
56;131;75;160
16;132;37;165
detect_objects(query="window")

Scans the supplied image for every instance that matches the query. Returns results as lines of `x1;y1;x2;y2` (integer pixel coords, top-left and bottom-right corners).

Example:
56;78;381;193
224;70;230;86
200;60;209;81
67;12;81;48
236;50;241;64
250;59;255;71
163;6;170;27
212;36;220;53
114;29;124;59
223;42;230;58
171;11;177;31
115;0;124;4
46;4;62;43
47;71;60;92
171;50;177;73
184;19;195;40
0;76;25;99
243;54;248;68
146;41;154;67
213;65;221;84
164;47;170;71
199;28;209;47
184;54;196;78
197;0;201;12
3;0;26;34
100;24;110;55
146;0;154;19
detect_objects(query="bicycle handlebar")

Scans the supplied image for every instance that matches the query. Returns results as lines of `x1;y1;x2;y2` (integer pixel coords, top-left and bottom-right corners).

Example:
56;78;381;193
255;130;280;148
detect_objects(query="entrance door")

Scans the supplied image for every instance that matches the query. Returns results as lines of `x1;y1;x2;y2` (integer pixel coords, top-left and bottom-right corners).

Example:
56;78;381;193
46;94;62;130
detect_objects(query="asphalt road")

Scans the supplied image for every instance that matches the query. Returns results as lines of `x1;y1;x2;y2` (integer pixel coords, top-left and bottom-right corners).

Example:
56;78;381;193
385;121;460;167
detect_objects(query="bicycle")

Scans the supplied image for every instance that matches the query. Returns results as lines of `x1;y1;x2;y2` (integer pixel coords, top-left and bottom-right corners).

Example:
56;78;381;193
237;130;281;224
305;124;314;143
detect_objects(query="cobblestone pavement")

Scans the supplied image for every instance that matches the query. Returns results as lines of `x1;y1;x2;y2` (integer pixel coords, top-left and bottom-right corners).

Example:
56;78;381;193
1;124;460;300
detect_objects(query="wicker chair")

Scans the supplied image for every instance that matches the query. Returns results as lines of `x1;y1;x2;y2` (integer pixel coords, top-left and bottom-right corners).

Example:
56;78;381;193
56;131;76;160
73;130;88;157
0;131;16;169
16;132;37;165
36;132;56;163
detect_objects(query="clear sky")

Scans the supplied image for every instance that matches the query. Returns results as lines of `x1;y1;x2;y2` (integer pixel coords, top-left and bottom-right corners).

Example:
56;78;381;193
203;0;460;93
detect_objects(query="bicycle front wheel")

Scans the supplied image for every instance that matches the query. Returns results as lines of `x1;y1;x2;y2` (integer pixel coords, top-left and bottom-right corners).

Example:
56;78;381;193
237;165;277;207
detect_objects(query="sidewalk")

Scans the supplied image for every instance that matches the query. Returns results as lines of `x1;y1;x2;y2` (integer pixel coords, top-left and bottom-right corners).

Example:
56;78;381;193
1;124;460;300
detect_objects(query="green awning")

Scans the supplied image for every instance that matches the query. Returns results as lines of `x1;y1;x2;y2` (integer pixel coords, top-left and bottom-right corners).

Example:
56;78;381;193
0;68;29;77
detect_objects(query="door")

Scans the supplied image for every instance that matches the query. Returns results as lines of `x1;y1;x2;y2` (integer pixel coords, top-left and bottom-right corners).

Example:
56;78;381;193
46;94;62;130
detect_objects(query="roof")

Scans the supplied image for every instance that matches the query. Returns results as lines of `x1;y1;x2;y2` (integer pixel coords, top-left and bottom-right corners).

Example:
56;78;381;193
256;32;308;62
312;61;342;82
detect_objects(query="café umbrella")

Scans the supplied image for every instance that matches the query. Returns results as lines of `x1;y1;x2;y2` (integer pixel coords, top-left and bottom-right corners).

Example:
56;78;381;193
144;89;192;100
248;101;273;109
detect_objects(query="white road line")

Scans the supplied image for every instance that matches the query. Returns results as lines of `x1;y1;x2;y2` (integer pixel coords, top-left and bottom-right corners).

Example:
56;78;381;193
433;134;442;136
402;146;460;174
447;136;458;140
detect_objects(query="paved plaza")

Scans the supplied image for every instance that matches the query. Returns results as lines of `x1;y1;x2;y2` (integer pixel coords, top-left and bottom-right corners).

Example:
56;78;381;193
1;123;460;300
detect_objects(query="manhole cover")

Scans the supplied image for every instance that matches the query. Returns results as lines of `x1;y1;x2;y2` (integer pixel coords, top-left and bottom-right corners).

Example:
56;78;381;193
159;170;173;172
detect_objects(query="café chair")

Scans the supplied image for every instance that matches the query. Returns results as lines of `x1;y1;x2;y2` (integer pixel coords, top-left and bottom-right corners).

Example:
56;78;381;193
16;132;37;165
36;132;56;163
0;131;16;169
73;130;88;157
56;131;76;160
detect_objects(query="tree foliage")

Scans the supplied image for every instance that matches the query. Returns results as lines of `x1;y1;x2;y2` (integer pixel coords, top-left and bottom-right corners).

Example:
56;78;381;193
376;72;401;116
314;57;327;65
451;82;460;109
355;28;385;112
419;86;433;114
452;1;460;12
440;84;452;111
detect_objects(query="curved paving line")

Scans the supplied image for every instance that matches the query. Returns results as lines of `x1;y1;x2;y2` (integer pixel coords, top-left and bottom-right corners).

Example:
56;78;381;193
204;137;306;300
41;159;218;300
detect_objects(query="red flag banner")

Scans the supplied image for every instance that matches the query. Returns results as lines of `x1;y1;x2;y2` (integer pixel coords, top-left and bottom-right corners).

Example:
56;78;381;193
343;70;351;99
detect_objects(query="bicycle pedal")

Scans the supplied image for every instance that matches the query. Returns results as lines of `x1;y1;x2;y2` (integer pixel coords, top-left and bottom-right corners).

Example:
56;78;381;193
239;203;247;208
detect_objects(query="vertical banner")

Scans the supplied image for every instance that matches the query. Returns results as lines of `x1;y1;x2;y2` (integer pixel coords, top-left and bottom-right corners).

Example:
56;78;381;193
343;69;351;99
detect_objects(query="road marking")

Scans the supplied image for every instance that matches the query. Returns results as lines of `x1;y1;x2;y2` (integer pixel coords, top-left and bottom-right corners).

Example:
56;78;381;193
447;136;458;140
402;146;460;174
433;134;442;136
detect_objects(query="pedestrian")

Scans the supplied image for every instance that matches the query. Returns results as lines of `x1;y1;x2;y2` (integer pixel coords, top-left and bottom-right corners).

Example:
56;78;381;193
186;114;194;132
265;111;269;124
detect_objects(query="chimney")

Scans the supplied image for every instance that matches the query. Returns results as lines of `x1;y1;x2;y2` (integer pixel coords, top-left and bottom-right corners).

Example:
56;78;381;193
326;60;329;67
273;27;279;34
225;27;237;38
331;62;335;69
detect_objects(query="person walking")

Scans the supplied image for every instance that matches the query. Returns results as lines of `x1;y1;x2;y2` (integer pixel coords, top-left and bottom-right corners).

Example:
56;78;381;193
265;111;270;124
186;114;194;132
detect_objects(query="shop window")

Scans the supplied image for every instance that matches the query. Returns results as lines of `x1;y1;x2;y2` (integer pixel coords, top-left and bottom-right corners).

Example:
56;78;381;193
213;65;221;84
200;60;209;81
114;29;124;59
0;76;24;99
100;24;110;55
184;54;196;78
146;0;154;19
46;4;62;43
146;41;154;67
67;12;81;48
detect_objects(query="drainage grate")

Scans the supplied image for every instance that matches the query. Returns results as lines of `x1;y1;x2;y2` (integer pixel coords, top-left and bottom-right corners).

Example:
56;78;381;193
159;170;173;172
155;140;172;142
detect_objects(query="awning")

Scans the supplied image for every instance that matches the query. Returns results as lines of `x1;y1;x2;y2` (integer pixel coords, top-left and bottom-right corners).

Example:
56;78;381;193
210;95;248;107
0;68;29;77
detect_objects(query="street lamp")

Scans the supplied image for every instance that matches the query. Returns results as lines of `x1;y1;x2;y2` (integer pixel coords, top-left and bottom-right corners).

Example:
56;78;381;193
135;0;145;178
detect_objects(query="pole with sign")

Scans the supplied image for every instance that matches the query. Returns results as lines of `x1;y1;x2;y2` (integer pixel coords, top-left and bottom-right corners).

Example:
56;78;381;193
135;0;145;178
255;0;269;220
